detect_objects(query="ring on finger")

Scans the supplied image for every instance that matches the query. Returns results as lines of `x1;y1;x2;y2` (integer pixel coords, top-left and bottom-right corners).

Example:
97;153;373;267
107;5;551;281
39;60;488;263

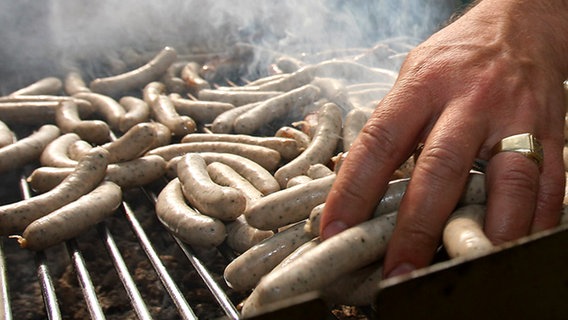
490;133;544;168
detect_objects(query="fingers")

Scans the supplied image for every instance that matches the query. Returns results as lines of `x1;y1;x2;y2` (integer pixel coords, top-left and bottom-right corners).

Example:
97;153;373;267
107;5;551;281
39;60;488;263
484;151;540;244
320;88;434;240
382;106;484;278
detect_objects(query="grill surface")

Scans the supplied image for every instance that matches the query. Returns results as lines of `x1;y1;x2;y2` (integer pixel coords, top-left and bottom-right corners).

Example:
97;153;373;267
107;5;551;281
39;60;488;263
0;147;372;320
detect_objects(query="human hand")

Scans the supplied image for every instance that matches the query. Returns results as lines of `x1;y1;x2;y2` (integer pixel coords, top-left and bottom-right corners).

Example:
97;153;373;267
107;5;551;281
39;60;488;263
320;0;568;278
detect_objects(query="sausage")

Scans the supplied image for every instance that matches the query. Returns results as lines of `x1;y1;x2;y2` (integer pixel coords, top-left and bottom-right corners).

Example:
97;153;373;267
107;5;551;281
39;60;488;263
0;101;90;125
0;120;13;148
0;147;109;235
458;172;487;205
233;84;321;135
0;95;94;115
181;133;302;161
67;140;92;161
342;108;371;152
306;164;334;179
180;61;211;92
245;174;335;230
165;152;279;195
210;102;260;134
313;60;398;84
240;212;398;317
206;162;264;202
197;89;283;107
39;133;81;167
169;93;234;125
177;153;246;221
161;61;187;94
9;77;62;96
256;65;315;92
102;122;157;163
274;103;342;188
64;70;91;95
225;216;274;254
286;175;313;188
89;46;177;97
143;82;196;136
73;92;126;130
55;100;111;144
156;178;226;248
274;126;310;151
310;77;353;111
15;181;122;251
443;204;493;259
147;141;281;172
223;220;314;292
0;124;60;174
305;203;325;237
28;155;166;193
243;73;286;87
118;96;151;132
148;122;172;149
319;262;383;306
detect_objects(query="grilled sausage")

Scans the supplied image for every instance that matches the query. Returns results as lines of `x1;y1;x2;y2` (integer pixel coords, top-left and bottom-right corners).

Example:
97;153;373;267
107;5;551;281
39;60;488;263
156;178;226;248
63;70;91;95
197;89;282;107
55;100;110;144
245;174;335;230
73;92;126;130
0;146;109;235
233;84;321;135
169;93;234;125
240;212;398;317
210;102;260;134
15;181;122;251
274;102;342;188
225;216;274;254
181;133;302;161
0;120;13;148
0;124;60;174
223;220;314;292
9;77;62;96
118;96;151;132
89;46;177;97
147;141;281;172
102;122;157;163
143;82;196;136
177;153;246;221
443;204;493;259
39;133;81;167
28;155;166;193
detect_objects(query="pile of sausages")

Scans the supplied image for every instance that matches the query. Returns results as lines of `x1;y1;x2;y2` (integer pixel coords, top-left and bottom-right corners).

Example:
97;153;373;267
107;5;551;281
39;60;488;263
0;43;554;317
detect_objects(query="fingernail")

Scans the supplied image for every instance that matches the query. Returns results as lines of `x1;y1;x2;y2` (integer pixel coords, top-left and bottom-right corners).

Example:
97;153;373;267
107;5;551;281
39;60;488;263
321;220;348;240
385;263;416;278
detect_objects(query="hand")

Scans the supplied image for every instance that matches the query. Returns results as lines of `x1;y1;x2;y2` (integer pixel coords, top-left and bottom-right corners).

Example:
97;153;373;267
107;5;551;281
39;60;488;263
320;0;568;278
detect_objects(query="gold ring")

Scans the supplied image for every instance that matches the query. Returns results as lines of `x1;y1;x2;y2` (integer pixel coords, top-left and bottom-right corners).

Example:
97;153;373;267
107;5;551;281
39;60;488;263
491;133;544;168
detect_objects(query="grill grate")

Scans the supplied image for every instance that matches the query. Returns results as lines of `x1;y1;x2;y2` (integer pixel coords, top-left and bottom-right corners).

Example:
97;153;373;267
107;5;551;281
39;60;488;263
0;161;362;319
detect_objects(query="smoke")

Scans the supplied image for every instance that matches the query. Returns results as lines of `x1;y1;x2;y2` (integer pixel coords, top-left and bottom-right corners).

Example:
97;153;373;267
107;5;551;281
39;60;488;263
0;0;460;91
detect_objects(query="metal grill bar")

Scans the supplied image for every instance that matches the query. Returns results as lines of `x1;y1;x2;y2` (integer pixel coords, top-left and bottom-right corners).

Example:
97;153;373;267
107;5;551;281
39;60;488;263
175;239;240;320
66;240;106;319
97;223;153;320
0;241;12;320
19;176;63;320
35;252;62;320
121;200;198;320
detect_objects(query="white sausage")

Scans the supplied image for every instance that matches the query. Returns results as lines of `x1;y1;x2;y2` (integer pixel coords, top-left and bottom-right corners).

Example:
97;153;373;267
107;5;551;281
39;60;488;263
177;154;246;221
443;204;493;259
156;178;226;248
245;174;335;230
274;102;342;188
16;181;122;251
0;124;60;173
0;147;109;235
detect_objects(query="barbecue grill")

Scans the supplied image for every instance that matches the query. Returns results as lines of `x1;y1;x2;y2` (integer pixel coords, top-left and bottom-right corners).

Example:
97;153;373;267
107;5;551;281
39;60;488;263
2;1;566;319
